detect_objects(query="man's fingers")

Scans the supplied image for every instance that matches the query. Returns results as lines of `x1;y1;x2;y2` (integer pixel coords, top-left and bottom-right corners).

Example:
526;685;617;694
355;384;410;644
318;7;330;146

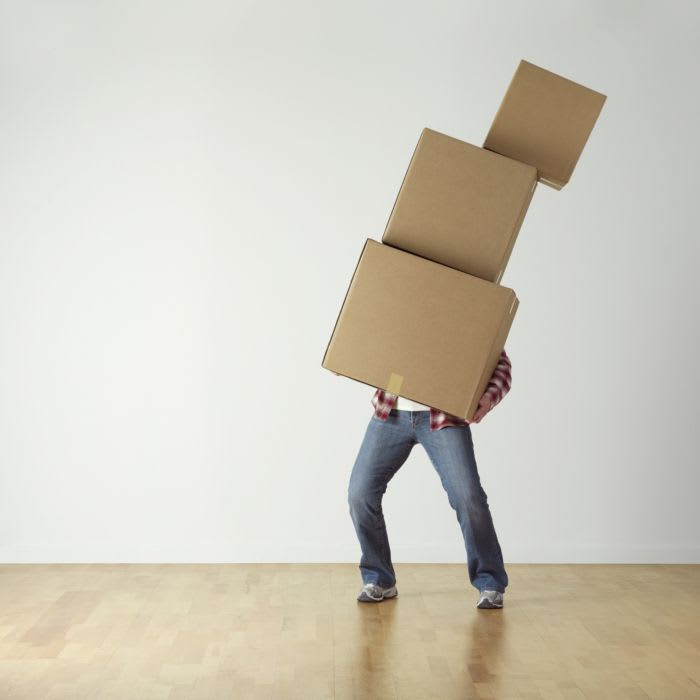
472;404;493;423
470;395;496;424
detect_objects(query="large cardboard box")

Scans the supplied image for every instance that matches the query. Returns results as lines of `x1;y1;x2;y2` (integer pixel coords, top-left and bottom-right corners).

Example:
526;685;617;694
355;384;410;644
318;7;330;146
322;239;518;420
483;59;607;189
383;127;537;283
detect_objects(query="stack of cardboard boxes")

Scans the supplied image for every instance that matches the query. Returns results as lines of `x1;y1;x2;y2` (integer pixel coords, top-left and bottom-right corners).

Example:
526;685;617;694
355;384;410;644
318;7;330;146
322;59;606;420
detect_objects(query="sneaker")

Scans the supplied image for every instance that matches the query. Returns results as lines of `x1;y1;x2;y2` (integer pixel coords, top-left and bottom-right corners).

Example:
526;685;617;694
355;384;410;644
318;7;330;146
477;589;504;609
357;582;398;603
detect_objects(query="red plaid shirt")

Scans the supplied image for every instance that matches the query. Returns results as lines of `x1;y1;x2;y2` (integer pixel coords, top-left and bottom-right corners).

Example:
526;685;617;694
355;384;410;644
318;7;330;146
371;349;512;431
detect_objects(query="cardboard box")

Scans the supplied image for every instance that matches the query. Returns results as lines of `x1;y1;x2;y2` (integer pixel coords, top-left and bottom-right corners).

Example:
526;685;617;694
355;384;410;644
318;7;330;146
322;238;518;420
484;59;607;189
382;128;537;283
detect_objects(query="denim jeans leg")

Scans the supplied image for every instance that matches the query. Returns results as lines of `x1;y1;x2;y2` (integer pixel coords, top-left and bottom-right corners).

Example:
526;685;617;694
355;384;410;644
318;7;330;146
348;411;416;587
417;414;508;593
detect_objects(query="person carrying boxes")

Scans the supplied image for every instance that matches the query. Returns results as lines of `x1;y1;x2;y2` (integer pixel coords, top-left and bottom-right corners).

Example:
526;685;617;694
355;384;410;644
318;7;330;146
325;59;606;611
349;348;512;609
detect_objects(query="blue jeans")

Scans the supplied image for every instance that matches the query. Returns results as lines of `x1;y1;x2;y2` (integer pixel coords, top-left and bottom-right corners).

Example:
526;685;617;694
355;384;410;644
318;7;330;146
348;409;508;593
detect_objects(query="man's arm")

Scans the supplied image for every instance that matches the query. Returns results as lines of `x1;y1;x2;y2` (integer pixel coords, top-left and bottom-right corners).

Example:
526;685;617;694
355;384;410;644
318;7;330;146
482;348;512;410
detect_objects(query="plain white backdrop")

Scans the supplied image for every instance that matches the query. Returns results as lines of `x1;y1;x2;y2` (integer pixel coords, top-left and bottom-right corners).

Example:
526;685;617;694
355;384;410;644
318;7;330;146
0;0;698;564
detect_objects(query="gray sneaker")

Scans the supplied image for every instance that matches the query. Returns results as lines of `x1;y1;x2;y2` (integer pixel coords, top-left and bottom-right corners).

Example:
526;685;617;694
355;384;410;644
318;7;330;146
357;582;398;603
477;589;504;609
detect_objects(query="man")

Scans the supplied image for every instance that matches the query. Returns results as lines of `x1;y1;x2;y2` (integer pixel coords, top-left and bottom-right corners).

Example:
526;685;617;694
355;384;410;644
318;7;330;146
348;349;511;609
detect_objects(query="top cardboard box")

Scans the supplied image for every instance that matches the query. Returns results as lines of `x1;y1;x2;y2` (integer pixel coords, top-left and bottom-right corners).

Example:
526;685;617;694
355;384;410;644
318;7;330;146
483;59;607;189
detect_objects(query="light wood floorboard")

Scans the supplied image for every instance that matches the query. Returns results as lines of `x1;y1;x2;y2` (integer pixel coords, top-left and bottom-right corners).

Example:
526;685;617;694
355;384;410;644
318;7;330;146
0;564;698;699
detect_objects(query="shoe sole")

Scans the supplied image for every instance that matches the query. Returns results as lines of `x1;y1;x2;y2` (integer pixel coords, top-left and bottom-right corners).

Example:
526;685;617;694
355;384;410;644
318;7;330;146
357;587;398;603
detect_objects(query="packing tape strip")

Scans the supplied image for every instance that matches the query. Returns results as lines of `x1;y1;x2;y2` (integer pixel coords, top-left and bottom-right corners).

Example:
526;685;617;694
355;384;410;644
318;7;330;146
387;372;404;394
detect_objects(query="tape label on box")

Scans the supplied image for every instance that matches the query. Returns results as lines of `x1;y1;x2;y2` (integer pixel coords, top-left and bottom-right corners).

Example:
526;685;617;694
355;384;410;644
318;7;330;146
387;372;404;394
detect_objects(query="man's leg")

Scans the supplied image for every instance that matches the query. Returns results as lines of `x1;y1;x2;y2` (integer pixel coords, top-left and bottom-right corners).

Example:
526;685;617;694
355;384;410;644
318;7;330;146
416;414;508;594
348;410;416;588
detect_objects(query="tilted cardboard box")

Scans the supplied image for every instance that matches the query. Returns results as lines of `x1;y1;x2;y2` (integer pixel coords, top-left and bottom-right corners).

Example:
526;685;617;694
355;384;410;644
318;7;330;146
383;127;537;283
484;59;607;189
322;239;518;420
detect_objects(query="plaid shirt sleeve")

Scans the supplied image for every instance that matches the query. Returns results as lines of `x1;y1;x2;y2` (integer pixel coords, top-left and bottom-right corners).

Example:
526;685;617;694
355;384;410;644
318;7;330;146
482;348;512;408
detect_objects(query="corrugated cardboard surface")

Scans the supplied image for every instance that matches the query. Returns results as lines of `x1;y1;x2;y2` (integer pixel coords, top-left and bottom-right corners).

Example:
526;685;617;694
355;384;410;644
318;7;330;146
322;239;518;420
484;59;607;189
383;128;537;283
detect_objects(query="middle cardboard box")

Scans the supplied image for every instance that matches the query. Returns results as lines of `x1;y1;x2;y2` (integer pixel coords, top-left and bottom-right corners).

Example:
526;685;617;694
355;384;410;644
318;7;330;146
383;127;537;284
321;238;518;420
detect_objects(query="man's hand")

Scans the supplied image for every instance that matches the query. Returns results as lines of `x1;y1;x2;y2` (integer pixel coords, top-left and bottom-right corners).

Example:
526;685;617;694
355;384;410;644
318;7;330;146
469;393;495;424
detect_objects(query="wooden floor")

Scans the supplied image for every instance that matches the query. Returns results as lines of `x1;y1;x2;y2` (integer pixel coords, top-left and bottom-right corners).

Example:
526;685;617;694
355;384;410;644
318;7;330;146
0;564;698;699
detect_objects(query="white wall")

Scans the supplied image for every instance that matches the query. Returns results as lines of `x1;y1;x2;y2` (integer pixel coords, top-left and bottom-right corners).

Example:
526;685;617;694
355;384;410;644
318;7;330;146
1;0;698;564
